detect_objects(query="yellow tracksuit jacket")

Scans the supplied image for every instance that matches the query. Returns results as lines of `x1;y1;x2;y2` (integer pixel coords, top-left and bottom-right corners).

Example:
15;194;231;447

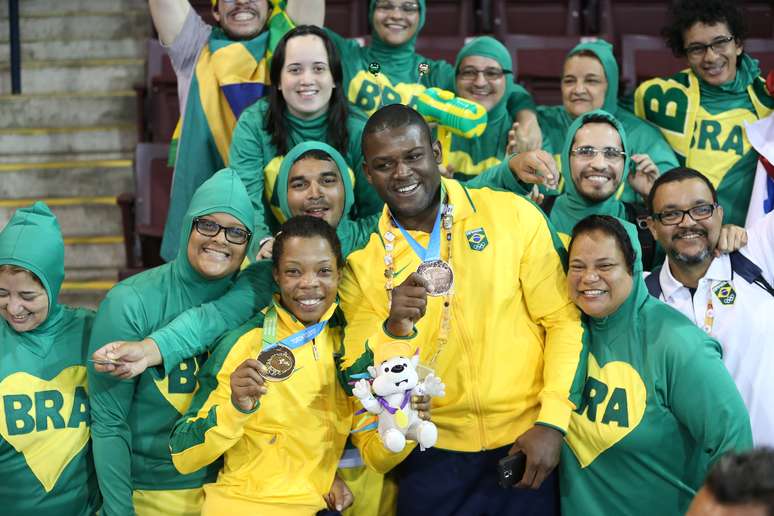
168;299;404;515
340;178;586;452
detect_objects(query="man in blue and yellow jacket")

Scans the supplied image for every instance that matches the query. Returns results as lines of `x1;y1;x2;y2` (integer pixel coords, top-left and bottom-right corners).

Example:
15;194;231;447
339;104;586;515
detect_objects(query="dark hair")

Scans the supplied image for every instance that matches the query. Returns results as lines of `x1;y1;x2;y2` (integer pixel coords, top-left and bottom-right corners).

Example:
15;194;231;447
647;167;718;214
272;215;344;269
662;0;747;57
568;215;636;274
361;104;433;157
571;113;620;149
265;25;349;155
294;149;336;165
704;448;774;515
564;49;601;72
0;264;44;288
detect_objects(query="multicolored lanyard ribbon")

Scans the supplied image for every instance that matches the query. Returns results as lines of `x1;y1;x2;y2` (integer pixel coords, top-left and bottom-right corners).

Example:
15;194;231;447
262;302;329;351
391;199;443;263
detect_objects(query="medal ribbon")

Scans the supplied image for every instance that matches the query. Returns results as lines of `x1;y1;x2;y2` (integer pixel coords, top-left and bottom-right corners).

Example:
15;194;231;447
376;391;412;415
391;188;445;263
262;302;329;351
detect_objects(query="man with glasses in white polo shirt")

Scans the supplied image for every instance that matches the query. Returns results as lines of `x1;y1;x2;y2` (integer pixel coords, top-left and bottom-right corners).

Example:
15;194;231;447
645;167;774;446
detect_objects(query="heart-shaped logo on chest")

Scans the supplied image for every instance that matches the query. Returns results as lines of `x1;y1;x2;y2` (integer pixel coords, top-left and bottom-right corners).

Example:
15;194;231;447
565;354;647;468
0;366;90;492
153;356;201;414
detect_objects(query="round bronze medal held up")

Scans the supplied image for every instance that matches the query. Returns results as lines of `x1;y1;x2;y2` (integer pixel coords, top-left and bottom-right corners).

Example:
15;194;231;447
417;260;454;297
258;345;296;381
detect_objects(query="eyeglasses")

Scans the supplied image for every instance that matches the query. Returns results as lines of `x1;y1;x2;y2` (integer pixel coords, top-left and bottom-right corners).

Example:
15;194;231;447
570;146;626;162
192;217;251;245
218;0;261;4
457;67;507;82
651;203;718;226
374;2;419;14
684;35;735;59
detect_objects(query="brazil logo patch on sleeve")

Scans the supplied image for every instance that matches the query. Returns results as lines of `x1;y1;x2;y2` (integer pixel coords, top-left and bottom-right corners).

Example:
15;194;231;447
466;227;488;251
712;281;736;305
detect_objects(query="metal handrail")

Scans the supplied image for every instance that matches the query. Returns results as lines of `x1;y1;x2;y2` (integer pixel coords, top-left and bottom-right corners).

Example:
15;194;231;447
9;0;21;94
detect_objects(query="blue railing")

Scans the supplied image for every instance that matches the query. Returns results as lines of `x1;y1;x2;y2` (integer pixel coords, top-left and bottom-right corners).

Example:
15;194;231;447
8;0;21;94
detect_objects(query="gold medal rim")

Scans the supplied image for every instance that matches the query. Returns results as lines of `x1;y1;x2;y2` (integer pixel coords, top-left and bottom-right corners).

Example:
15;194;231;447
257;345;296;382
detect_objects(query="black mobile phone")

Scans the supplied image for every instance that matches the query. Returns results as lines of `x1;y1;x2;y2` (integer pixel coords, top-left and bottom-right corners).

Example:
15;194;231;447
497;452;527;488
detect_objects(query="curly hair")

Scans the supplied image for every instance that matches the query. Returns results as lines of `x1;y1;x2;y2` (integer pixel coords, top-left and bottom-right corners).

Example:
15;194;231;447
661;0;747;57
568;215;637;275
704;449;774;515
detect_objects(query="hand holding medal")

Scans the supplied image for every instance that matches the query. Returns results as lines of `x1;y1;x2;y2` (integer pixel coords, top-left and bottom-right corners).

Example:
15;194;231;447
230;359;269;412
385;272;430;337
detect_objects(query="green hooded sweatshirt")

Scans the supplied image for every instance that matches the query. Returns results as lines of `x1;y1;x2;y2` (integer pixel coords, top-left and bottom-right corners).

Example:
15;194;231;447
549;109;632;239
537;40;678;203
445;36;536;179
143;140;531;374
324;0;527;120
88;168;254;515
560;218;752;516
228;98;379;257
0;202;99;516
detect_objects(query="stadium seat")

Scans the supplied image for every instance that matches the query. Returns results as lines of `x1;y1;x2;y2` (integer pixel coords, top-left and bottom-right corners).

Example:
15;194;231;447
503;34;588;105
326;0;368;38
119;143;174;277
493;0;582;39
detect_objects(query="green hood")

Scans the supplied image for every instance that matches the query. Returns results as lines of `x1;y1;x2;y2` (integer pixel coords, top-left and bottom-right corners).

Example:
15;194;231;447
550;109;631;235
453;36;515;122
567;39;619;115
368;0;426;67
0;201;64;315
585;217;649;334
276;141;355;225
176;167;255;281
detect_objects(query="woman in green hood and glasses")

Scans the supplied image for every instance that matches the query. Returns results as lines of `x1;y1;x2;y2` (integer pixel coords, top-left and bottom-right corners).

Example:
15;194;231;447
88;168;254;516
323;1;540;147
537;39;679;204
0;202;100;516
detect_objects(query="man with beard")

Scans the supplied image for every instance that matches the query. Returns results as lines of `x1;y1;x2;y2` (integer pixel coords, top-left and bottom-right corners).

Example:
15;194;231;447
153;0;324;261
645;167;774;447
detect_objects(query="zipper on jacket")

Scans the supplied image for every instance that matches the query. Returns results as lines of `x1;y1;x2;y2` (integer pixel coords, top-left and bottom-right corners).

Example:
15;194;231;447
452;298;487;449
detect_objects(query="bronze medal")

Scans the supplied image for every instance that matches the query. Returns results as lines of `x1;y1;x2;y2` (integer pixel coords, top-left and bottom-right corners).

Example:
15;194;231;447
417;260;454;297
257;345;296;381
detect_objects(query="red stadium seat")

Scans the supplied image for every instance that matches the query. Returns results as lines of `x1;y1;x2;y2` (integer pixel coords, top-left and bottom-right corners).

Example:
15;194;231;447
422;0;474;38
119;143;174;276
325;0;368;38
503;34;588;105
493;0;582;39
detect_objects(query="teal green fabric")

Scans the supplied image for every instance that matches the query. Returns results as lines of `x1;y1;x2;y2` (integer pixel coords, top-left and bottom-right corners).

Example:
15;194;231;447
277;141;355;222
559;218;753;515
550;110;631;236
445;36;536;178
537;40;678;201
88;169;253;515
228;98;376;252
0;202;99;516
368;0;426;69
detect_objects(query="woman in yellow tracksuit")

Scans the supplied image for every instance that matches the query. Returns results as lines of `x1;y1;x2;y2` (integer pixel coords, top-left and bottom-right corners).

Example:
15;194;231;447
168;215;402;515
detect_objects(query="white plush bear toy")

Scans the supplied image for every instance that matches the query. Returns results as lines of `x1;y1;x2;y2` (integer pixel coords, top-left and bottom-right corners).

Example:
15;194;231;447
352;342;445;453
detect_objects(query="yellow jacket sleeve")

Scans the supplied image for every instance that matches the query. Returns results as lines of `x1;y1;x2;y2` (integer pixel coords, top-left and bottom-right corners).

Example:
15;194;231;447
169;331;256;474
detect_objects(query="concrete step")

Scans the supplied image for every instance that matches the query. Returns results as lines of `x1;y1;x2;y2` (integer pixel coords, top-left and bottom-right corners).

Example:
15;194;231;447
0;159;133;198
0;38;146;63
0;0;145;17
64;237;125;269
59;287;112;311
0;151;133;165
0;124;137;156
0;91;137;128
0;11;151;43
0;198;122;237
0;59;145;95
65;266;121;283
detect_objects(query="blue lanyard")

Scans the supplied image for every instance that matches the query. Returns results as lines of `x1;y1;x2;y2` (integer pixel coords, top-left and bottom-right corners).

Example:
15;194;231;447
262;303;329;351
392;201;443;262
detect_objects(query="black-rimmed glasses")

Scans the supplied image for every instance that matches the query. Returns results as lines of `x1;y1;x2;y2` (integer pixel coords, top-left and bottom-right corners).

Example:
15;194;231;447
192;217;251;245
651;203;719;226
684;35;735;59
